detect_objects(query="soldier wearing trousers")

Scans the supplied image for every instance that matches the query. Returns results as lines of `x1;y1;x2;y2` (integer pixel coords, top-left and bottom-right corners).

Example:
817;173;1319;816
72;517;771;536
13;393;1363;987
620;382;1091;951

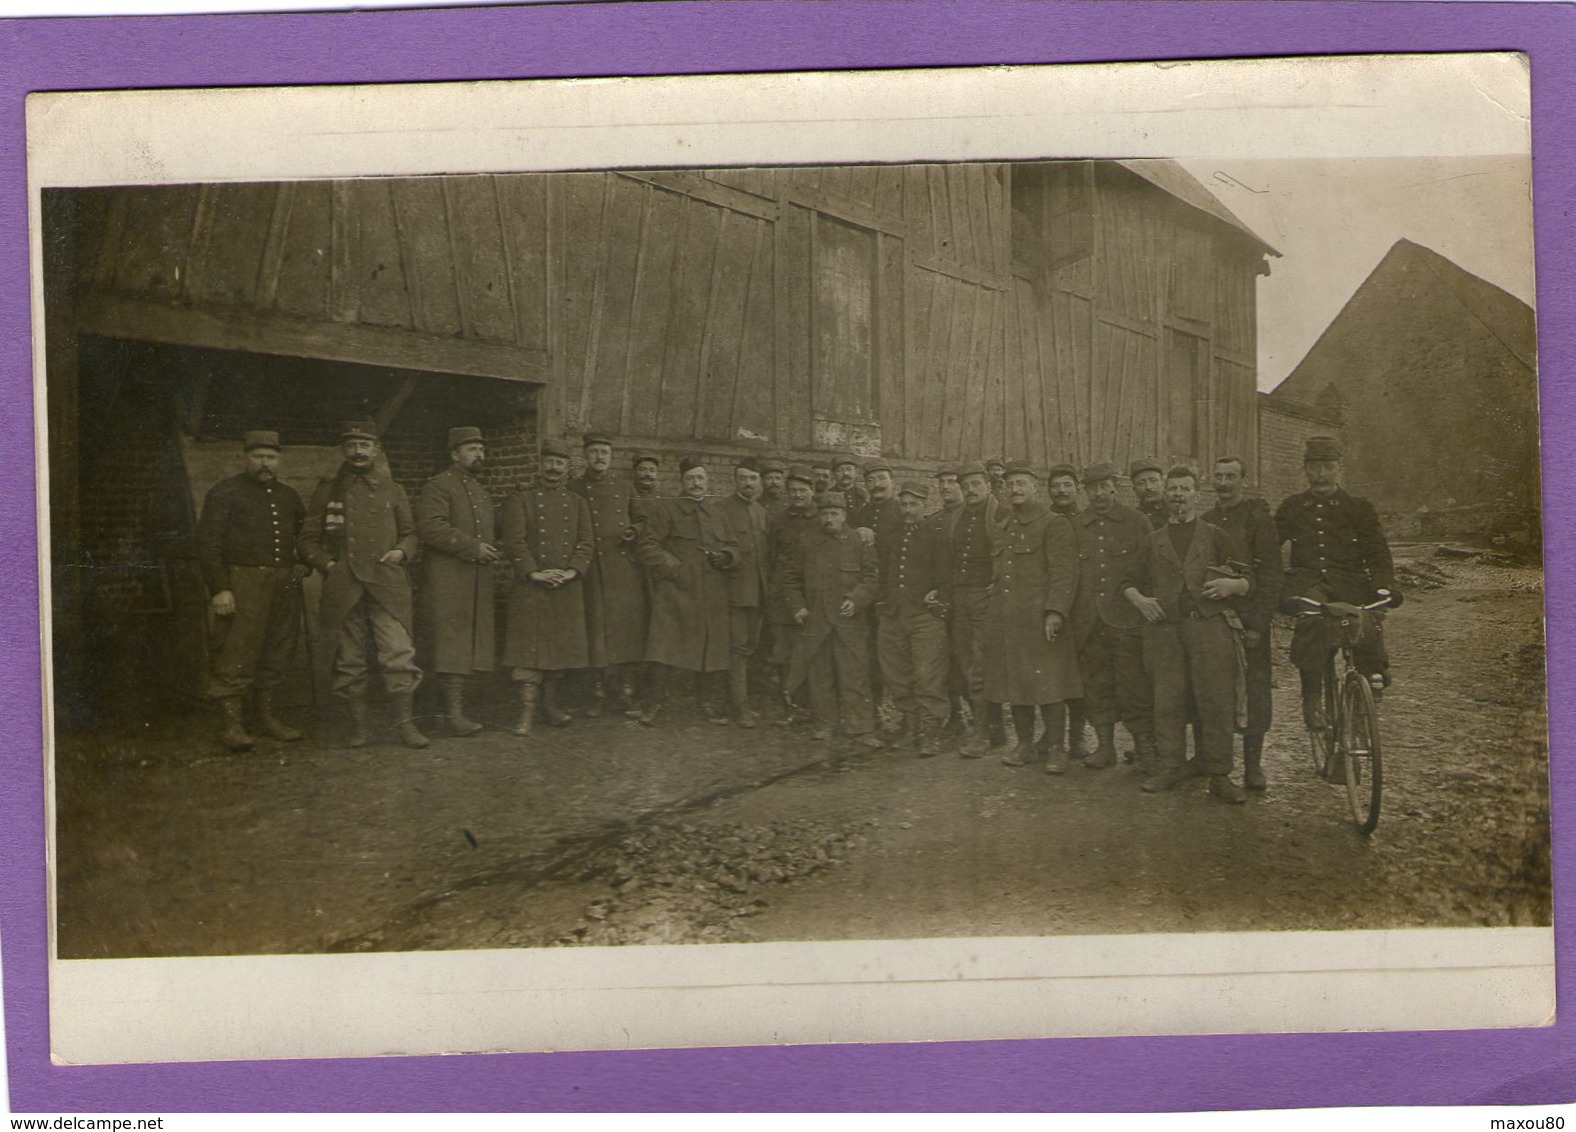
715;456;772;728
571;434;649;718
196;429;306;751
1129;456;1169;531
784;492;884;747
415;426;499;737
1203;455;1283;790
1121;466;1253;803
1069;461;1156;772
876;481;953;757
299;421;427;749
764;466;820;719
948;463;1003;757
984;463;1082;775
500;440;594;736
1046;461;1093;756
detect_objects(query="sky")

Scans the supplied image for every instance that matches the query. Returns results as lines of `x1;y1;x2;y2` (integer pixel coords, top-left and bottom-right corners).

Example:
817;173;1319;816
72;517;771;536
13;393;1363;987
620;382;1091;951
1177;155;1536;391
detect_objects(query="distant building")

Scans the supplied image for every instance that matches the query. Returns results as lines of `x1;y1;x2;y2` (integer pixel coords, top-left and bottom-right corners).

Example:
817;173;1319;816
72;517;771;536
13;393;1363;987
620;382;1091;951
1270;238;1537;536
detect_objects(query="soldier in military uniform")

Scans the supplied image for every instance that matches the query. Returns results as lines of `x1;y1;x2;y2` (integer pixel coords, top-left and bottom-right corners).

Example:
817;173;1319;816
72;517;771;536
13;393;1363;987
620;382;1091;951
196;429;306;751
1274;435;1399;733
415;426;499;737
811;462;834;495
764;465;820;720
1129;456;1168;530
849;460;901;539
984;462;1082;774
500;440;594;736
1045;461;1092;756
936;467;965;517
1203;455;1283;790
299;421;427;749
832;457;869;514
759;458;790;521
631;451;663;511
1121;466;1253;802
947;463;1003;757
986;458;1009;505
715;456;771;728
570;434;649;719
935;465;967;732
1069;461;1155;771
636;457;740;726
783;491;884;748
875;481;954;756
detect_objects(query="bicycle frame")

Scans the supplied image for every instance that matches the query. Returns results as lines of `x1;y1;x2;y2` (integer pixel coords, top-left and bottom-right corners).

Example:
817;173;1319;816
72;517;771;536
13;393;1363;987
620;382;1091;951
1296;596;1391;834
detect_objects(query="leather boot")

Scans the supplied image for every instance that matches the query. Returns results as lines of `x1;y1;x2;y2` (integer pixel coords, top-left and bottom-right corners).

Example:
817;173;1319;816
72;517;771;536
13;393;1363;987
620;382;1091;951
1003;705;1038;766
541;675;573;727
1243;733;1267;791
253;688;301;742
584;677;606;719
1067;701;1092;757
345;694;371;749
442;674;484;737
916;718;944;758
511;679;539;737
1132;729;1157;776
219;696;256;752
1039;702;1069;774
392;690;429;749
728;661;756;729
986;702;1010;755
959;697;990;758
1084;722;1118;770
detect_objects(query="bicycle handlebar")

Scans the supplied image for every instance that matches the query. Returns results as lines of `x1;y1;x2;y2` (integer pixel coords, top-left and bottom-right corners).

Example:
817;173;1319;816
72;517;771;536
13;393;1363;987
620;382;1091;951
1295;592;1397;616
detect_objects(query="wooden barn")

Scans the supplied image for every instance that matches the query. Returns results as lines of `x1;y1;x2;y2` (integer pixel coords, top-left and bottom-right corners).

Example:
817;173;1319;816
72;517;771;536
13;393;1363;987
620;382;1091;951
1270;238;1539;541
42;159;1275;723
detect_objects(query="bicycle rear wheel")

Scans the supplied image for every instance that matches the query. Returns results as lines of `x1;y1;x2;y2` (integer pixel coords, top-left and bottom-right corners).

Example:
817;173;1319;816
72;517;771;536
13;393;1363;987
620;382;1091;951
1339;670;1383;834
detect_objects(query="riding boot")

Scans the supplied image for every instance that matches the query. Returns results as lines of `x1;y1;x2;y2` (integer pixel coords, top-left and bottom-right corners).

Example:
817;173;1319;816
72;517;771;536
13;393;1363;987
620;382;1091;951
392;690;430;749
218;696;256;752
345;693;371;749
1003;704;1038;766
1040;702;1069;775
252;688;302;742
728;660;757;729
1084;722;1118;770
511;678;540;737
541;674;573;727
1243;733;1267;791
441;674;484;737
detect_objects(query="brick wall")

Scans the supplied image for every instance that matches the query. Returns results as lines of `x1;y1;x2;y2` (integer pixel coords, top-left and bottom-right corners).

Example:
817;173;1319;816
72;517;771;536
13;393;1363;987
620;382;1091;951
1258;391;1345;509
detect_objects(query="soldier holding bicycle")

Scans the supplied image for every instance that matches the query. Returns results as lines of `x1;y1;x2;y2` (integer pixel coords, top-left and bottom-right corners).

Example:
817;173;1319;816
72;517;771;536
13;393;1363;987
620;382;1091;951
1274;435;1400;734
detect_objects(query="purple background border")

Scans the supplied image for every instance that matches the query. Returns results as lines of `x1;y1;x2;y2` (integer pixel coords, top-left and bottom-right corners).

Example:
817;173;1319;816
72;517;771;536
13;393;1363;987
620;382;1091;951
1;0;1571;1113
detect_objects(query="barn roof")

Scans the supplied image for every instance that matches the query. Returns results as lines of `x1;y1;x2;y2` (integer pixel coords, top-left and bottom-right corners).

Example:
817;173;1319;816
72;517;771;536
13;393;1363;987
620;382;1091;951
1115;159;1280;257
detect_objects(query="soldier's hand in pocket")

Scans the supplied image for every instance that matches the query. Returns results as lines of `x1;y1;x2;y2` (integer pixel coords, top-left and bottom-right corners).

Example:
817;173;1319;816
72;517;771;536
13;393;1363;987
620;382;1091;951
839;599;857;618
380;548;406;566
211;590;236;617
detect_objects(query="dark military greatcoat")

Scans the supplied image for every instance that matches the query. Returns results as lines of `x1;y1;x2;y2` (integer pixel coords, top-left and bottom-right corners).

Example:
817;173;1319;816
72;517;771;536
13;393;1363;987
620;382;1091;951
1069;502;1151;641
1202;496;1282;635
765;509;819;626
500;483;594;671
300;468;420;634
570;471;648;667
714;493;771;610
783;525;880;689
983;500;1082;705
637;496;739;673
415;465;497;674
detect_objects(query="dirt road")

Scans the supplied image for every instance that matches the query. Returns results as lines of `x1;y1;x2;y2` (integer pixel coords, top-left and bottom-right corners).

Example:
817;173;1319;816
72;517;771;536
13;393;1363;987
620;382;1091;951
54;555;1549;957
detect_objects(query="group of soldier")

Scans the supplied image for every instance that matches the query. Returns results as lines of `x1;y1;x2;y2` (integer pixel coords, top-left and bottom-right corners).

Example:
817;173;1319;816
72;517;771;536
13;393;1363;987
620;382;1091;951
198;421;1397;805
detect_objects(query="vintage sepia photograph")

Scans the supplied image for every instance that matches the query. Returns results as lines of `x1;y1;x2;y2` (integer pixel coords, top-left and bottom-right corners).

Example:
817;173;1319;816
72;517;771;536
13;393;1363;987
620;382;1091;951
30;56;1552;1063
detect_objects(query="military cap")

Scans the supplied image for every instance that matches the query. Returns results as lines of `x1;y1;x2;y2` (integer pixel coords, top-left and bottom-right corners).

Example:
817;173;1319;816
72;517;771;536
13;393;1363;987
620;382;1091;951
1166;463;1200;482
786;464;815;486
810;460;833;473
1304;435;1345;462
582;433;614;449
242;429;281;452
341;420;379;442
1080;461;1120;486
864;458;895;477
734;455;762;473
815;490;849;511
632;451;661;469
831;456;860;471
935;466;962;480
1002;461;1040;480
447;426;484;450
1047;462;1080;483
760;458;788;475
540;439;573;460
898;480;930;500
955;461;988;480
985;457;1007;471
1128;455;1164;479
679;455;707;475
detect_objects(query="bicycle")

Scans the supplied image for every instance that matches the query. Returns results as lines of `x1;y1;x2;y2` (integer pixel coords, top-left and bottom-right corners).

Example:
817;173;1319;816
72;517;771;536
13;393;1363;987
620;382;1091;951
1296;595;1395;835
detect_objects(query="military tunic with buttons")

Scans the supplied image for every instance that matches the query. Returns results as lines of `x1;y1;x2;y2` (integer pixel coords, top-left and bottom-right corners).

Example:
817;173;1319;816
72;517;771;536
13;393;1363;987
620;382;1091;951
416;465;497;675
569;471;649;668
876;514;953;725
197;472;306;699
1274;487;1396;607
500;483;594;672
983;500;1082;705
637;496;739;674
715;492;771;658
1069;501;1152;730
1202;495;1282;736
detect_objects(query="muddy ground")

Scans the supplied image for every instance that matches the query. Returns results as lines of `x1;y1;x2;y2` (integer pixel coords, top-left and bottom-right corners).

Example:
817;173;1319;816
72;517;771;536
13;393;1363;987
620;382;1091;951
54;552;1550;957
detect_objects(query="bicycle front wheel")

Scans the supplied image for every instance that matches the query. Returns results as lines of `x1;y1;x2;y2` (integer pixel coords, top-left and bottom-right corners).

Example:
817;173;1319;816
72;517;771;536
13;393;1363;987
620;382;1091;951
1339;671;1383;834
